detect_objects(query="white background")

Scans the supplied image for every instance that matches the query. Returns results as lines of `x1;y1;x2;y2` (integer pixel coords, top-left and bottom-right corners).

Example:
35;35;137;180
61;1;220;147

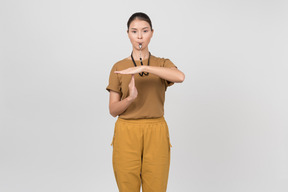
1;0;287;191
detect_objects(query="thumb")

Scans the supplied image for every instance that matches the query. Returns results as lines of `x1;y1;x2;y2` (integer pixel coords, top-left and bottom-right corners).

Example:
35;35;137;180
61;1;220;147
130;74;135;84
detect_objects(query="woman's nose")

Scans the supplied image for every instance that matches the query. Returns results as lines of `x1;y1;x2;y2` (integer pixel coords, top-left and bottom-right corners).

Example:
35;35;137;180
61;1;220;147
137;32;142;39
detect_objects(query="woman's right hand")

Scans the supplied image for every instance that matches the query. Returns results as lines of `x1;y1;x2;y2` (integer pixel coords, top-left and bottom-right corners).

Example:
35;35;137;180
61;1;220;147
128;74;138;101
108;74;138;117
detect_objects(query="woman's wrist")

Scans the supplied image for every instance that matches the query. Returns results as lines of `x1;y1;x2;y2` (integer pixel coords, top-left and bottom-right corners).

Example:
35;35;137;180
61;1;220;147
142;65;149;72
126;96;136;103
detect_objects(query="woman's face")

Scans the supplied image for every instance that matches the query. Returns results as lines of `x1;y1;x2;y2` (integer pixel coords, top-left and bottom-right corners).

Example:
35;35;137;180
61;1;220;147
127;19;153;50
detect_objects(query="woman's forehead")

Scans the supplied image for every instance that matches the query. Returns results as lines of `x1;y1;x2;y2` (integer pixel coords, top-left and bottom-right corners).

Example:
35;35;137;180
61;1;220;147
129;19;150;28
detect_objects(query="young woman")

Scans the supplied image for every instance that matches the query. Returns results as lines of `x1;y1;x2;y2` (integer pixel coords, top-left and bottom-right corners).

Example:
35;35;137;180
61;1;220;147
106;12;185;192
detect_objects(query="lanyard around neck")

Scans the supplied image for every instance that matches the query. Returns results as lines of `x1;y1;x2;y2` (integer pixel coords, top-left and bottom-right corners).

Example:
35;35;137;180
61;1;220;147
130;51;151;77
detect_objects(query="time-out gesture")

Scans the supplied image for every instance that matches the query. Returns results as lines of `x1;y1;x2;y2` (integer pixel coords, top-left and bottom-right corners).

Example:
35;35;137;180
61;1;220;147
128;74;138;100
114;66;144;75
108;74;138;117
115;66;185;83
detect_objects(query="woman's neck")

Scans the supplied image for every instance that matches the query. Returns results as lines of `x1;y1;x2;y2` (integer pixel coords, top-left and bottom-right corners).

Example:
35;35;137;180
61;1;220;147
131;47;150;60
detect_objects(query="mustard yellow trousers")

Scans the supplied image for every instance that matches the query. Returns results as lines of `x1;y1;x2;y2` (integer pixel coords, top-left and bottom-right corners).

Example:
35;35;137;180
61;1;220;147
110;116;172;192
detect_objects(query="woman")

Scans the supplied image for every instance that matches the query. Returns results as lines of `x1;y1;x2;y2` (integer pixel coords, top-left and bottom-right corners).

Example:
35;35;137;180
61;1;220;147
106;12;185;192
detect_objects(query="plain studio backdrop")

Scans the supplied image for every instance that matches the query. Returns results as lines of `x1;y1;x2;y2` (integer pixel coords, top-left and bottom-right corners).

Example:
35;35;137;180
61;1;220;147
0;0;287;192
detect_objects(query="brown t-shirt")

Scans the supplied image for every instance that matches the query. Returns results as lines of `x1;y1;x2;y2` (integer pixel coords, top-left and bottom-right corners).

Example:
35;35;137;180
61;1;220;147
106;55;177;119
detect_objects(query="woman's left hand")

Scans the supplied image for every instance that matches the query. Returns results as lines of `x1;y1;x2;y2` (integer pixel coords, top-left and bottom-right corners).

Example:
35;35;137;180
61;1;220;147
114;66;145;75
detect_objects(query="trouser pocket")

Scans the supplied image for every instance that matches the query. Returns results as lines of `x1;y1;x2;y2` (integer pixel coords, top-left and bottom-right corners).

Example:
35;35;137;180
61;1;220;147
165;122;172;148
168;135;172;148
110;135;115;146
110;122;117;147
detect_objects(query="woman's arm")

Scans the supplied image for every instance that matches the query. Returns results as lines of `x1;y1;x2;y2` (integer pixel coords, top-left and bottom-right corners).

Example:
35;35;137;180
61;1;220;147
109;74;138;117
109;91;133;117
115;66;185;83
144;66;185;83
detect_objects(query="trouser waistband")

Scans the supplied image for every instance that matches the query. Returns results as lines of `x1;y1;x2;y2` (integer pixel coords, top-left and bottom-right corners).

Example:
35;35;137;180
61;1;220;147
117;116;165;124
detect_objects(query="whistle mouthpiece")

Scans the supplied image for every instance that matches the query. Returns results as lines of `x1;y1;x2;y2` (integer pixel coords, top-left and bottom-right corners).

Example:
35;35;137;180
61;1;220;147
139;44;142;49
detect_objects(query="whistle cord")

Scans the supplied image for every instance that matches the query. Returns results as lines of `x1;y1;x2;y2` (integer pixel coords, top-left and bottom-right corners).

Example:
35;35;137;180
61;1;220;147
130;51;151;77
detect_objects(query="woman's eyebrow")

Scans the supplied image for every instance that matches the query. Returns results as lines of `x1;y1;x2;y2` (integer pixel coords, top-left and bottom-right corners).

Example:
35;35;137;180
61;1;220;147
131;27;149;30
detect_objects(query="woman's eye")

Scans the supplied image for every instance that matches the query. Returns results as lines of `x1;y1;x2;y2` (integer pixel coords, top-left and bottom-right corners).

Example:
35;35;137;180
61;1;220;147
132;31;136;33
144;30;148;32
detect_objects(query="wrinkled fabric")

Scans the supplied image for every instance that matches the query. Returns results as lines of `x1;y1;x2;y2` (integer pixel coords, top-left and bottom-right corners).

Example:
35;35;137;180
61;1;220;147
106;55;177;119
110;116;172;192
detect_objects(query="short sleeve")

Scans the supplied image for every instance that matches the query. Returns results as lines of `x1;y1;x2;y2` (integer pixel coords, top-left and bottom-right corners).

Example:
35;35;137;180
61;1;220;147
163;58;177;69
106;64;121;94
163;59;177;87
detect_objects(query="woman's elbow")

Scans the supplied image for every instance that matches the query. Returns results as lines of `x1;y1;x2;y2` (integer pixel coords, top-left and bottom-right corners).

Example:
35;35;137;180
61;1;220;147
109;107;118;117
177;72;185;83
110;112;117;117
180;73;185;82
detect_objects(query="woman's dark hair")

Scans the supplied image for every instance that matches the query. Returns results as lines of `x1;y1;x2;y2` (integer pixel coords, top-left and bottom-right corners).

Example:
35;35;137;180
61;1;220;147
127;12;153;31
